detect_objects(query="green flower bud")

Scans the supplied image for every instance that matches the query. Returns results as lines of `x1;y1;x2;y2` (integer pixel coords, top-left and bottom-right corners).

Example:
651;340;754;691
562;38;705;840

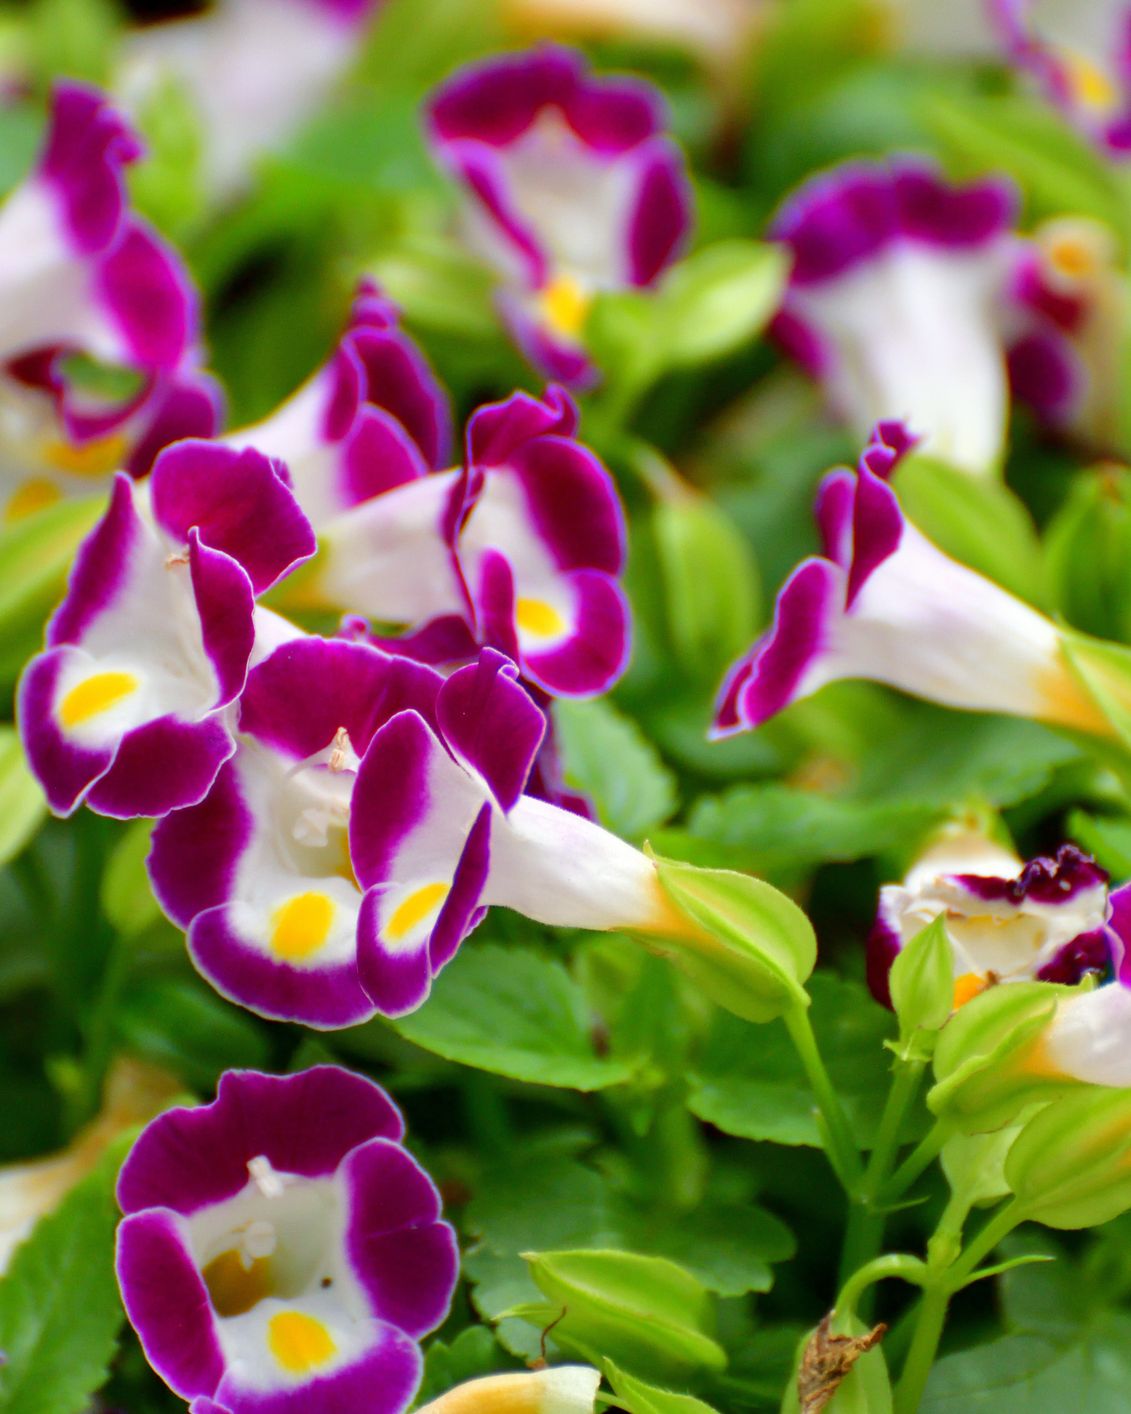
1006;1087;1131;1229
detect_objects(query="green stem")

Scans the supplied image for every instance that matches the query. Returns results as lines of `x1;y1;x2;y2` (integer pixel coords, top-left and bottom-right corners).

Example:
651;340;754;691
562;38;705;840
945;1199;1026;1289
893;1282;951;1414
836;1253;928;1325
839;1060;926;1289
882;1120;950;1202
784;1004;863;1191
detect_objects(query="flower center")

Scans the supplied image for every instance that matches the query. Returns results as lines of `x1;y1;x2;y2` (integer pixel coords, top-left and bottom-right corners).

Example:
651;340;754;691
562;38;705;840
537;274;591;340
267;1310;338;1374
58;670;138;729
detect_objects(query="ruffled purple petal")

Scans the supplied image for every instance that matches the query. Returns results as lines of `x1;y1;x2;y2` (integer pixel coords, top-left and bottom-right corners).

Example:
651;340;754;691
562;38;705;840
341;407;431;506
466;385;577;468
40;82;142;254
189;530;256;709
17;646;116;815
349;710;433;888
522;569;631;699
436;649;545;811
117;1067;404;1216
148;759;250;929
845;464;905;608
48;472;137;646
209;1330;421;1414
508;432;625;575
126;372;227;479
150;441;316;594
341;1137;458;1338
626;139;693;286
95;220;199;371
84;713;235;820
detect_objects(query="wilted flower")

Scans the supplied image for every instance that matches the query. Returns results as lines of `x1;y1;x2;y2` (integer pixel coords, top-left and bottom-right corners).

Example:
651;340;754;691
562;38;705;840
116;1066;458;1414
313;386;630;699
714;423;1112;737
417;1365;601;1412
19;441;315;818
426;44;692;384
770;159;1019;476
225;282;450;528
119;0;387;201
992;0;1131;152
869;828;1116;1009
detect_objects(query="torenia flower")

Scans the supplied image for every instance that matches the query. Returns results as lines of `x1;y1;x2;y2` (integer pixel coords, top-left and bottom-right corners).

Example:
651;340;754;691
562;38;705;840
0;83;197;390
418;1366;601;1413
116;1066;457;1414
0;1057;178;1275
426;44;692;385
226;282;450;528
992;0;1131;152
869;827;1116;1009
152;643;685;1024
714;423;1111;737
119;0;386;201
314;386;630;699
1007;216;1128;450
770;159;1019;476
18;441;315;819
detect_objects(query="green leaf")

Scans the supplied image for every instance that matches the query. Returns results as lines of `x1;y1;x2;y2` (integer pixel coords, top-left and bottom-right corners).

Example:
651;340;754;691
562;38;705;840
1045;468;1131;642
521;1248;726;1376
553;698;678;838
392;944;638;1090
652;490;761;680
892;456;1042;602
1066;809;1131;878
0;1145;125;1414
688;974;900;1148
113;976;271;1091
603;1359;721;1414
0;728;45;869
630;1202;795;1297
100;819;160;938
1060;630;1131;748
653;241;788;369
417;1327;507;1404
888;916;953;1055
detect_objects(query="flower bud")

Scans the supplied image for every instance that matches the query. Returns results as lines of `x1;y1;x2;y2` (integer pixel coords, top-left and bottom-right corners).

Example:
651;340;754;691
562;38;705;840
1006;1087;1131;1229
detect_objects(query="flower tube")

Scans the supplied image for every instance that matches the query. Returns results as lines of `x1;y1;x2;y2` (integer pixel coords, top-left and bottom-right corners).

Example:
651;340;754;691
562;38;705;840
18;440;315;818
0;83;197;386
714;423;1112;737
770;160;1019;476
991;0;1131;152
150;642;697;1025
225;282;450;528
418;1366;601;1413
313;386;630;698
116;1066;458;1414
118;0;387;201
426;44;691;384
868;827;1116;1009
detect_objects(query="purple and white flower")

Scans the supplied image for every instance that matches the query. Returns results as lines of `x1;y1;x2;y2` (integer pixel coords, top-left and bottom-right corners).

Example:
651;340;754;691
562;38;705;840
0;83;198;402
315;386;630;699
118;0;387;201
991;0;1131;153
150;642;684;1025
18;440;315;819
770;159;1019;476
417;1365;601;1413
116;1066;457;1414
1006;216;1126;449
225;282;450;528
426;44;692;385
714;423;1110;737
868;829;1115;1009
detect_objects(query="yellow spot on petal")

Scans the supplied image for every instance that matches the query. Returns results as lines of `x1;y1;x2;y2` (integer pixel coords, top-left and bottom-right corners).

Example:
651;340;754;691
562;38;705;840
536;274;591;340
515;596;567;639
270;892;335;961
58;670;138;729
5;478;63;522
1049;235;1097;281
952;972;988;1010
385;882;449;942
42;432;128;478
267;1310;337;1374
1063;50;1117;112
201;1249;273;1319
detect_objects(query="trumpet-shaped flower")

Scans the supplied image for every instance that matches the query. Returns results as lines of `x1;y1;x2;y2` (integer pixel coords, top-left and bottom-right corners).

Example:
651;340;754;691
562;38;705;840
770;160;1019;476
315;386;630;698
992;0;1131;152
119;0;387;201
869;829;1116;1009
417;1365;601;1413
1007;216;1127;448
18;441;315;819
714;423;1111;737
426;45;691;384
226;283;450;528
116;1066;457;1414
0;84;198;395
151;643;684;1024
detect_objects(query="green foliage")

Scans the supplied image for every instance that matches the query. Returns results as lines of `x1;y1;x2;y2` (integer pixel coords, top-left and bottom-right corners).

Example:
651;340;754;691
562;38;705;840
0;1142;127;1414
554;698;678;838
0;728;46;870
604;1358;722;1414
